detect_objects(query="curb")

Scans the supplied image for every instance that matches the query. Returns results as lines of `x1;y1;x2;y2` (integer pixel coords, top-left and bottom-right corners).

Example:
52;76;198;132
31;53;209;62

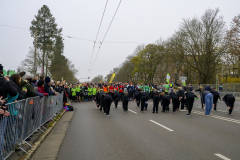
20;110;66;160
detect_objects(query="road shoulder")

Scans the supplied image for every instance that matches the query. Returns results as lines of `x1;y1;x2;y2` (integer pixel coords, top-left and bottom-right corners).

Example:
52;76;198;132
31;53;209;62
30;111;75;160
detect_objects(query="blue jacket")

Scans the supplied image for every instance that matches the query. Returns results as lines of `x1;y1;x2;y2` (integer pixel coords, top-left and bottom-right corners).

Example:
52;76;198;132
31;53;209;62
205;86;210;91
44;83;55;95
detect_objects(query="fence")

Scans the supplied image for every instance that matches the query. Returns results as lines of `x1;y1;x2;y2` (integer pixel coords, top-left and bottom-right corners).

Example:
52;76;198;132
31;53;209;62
0;92;64;160
188;83;240;97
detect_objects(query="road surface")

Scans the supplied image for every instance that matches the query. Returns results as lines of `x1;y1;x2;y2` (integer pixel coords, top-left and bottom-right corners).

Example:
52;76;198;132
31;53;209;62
57;100;240;160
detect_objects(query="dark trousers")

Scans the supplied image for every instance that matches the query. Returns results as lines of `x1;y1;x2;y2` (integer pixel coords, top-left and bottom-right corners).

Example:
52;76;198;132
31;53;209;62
153;96;159;112
104;100;112;115
176;99;180;109
141;98;146;111
172;98;178;112
100;103;105;112
136;98;140;107
162;101;167;112
229;106;234;114
213;102;217;110
187;97;194;114
113;97;119;108
180;98;185;110
123;100;128;111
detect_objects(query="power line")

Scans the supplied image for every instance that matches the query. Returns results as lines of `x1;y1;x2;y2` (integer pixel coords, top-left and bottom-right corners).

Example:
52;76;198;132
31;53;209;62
87;0;109;77
0;24;29;30
90;0;123;73
0;23;149;44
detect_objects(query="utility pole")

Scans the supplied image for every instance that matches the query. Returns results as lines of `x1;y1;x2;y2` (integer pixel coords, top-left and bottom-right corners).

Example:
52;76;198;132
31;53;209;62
34;29;37;76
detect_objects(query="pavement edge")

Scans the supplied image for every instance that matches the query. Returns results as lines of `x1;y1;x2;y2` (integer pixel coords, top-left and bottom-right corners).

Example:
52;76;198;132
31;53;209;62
21;110;68;160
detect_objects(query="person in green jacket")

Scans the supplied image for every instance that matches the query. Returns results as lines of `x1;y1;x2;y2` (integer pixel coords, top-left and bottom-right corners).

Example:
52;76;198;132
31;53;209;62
87;85;93;101
71;85;77;102
92;85;97;102
76;83;81;102
144;84;150;93
139;83;143;89
164;84;170;95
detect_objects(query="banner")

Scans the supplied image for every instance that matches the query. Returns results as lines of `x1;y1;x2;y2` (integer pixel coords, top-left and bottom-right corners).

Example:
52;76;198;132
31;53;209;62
109;73;116;83
166;73;170;84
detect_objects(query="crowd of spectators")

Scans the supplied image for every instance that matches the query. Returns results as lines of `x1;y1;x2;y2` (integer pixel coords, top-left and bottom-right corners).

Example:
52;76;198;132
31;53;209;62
0;64;67;156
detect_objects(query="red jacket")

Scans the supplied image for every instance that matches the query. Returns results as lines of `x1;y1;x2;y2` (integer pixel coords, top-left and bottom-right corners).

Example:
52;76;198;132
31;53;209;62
109;86;114;93
38;86;49;96
119;85;124;92
114;86;119;91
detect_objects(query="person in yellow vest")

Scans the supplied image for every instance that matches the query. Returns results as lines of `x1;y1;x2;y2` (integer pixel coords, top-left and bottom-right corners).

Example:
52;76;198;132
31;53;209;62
76;83;81;102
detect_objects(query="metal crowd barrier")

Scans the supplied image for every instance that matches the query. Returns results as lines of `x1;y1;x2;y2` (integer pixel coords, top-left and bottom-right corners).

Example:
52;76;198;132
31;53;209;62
0;92;64;160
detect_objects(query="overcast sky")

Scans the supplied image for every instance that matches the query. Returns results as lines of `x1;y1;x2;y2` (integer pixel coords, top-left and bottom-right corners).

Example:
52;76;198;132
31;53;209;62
1;0;240;81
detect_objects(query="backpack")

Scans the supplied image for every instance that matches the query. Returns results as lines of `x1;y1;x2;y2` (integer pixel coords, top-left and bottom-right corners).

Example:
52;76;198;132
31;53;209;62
67;105;74;111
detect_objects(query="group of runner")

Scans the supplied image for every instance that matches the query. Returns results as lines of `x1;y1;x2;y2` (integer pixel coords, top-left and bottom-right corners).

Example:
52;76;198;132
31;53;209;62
68;82;235;117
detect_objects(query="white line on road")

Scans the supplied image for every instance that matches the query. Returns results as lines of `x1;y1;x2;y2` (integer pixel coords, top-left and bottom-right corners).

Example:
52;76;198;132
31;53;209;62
128;109;137;114
192;110;240;124
215;154;231;160
149;120;174;132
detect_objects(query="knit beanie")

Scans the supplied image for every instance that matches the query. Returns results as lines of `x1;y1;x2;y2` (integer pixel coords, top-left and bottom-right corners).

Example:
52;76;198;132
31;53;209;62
45;76;51;84
37;79;44;86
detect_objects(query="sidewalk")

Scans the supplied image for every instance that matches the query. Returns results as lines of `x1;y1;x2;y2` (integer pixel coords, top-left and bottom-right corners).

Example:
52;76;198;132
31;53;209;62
31;111;75;160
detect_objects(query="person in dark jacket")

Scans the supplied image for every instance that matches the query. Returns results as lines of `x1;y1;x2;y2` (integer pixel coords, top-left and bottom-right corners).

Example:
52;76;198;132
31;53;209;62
10;74;27;100
19;71;36;98
178;86;185;110
44;76;56;96
210;89;222;111
113;89;120;108
103;92;112;117
122;91;129;113
27;77;43;97
95;88;100;109
205;85;211;91
222;94;235;115
0;69;18;100
99;90;105;113
201;90;213;115
140;91;149;112
55;81;64;93
152;89;160;113
127;85;133;100
160;92;170;112
133;89;141;108
185;89;198;116
169;89;180;114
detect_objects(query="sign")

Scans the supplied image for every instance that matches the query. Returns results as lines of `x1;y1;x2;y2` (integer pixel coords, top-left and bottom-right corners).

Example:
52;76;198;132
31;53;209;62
179;77;187;86
109;73;116;83
179;77;187;80
166;73;170;84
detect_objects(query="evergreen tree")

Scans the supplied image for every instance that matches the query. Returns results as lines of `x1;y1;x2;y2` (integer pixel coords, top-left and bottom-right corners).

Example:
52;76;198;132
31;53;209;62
30;5;61;75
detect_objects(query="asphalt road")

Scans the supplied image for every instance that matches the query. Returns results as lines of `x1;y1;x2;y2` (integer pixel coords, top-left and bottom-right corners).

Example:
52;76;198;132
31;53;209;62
57;99;240;160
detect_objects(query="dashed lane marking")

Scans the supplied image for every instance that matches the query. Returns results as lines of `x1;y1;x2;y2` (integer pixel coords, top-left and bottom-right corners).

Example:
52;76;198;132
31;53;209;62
214;154;231;160
149;120;174;132
191;110;240;124
128;109;137;114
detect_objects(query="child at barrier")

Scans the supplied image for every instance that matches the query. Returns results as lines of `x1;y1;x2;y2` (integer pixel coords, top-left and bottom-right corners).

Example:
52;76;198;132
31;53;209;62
5;93;21;152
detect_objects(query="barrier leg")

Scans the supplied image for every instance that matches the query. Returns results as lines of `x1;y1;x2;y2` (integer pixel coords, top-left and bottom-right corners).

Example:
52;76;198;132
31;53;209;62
23;141;32;148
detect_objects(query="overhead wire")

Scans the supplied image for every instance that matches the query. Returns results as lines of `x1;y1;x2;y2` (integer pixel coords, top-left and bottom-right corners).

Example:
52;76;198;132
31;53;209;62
87;0;109;77
90;0;123;73
0;23;148;44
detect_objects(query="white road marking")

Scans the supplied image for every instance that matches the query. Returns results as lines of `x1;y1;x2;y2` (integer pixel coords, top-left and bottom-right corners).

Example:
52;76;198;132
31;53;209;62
215;154;231;160
149;120;174;132
192;110;240;124
128;109;137;114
